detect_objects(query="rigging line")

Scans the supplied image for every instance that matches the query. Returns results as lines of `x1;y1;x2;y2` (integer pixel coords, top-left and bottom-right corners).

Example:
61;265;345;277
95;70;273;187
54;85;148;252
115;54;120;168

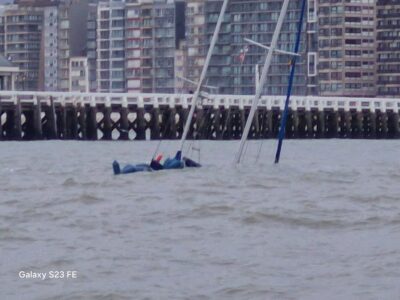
189;139;201;163
275;0;307;164
150;106;175;160
188;125;202;162
186;140;194;158
151;139;163;160
194;136;202;163
242;140;250;164
235;0;292;164
198;141;201;163
255;139;264;163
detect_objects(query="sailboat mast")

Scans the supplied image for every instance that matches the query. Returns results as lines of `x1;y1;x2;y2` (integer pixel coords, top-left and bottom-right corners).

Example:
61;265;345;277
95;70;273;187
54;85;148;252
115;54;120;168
275;0;307;164
255;64;260;93
179;0;230;152
234;0;291;164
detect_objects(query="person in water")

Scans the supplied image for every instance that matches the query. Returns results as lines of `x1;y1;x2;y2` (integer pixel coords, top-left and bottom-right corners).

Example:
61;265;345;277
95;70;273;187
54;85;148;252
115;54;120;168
163;151;184;169
150;151;184;170
150;154;164;171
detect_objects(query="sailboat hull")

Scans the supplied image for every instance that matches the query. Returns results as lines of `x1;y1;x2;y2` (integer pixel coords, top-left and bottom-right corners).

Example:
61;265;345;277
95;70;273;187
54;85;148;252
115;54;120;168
183;157;201;168
113;157;201;175
113;161;152;175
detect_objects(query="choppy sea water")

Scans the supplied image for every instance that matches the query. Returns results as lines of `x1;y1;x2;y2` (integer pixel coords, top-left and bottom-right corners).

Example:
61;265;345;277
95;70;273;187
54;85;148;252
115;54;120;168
1;140;400;300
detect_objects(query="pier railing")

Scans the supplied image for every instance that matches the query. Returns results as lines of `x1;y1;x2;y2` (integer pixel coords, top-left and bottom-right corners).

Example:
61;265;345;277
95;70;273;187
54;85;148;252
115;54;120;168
1;91;400;111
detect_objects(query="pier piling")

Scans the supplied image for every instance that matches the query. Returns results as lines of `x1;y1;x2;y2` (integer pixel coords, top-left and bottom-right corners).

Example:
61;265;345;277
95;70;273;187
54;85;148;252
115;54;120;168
150;108;160;139
102;103;112;140
59;102;67;139
0;100;3;140
318;111;325;139
119;104;129;140
33;98;43;140
136;107;146;140
78;102;87;140
14;98;22;140
87;101;98;140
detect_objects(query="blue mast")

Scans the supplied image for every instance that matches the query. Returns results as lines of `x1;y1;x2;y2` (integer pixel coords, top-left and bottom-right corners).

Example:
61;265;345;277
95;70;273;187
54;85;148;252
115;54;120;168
274;0;307;164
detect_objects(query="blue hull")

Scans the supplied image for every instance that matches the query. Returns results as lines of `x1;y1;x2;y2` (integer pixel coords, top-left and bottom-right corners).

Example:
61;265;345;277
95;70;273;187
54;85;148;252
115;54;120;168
113;161;152;175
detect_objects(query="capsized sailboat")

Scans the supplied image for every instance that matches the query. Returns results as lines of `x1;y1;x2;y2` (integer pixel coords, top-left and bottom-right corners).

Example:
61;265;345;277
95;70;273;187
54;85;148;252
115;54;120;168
112;152;184;175
113;151;202;175
112;0;230;175
167;0;230;168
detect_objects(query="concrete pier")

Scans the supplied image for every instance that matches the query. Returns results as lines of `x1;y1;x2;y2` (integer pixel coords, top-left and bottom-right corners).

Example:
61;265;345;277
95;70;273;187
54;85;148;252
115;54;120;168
0;92;399;141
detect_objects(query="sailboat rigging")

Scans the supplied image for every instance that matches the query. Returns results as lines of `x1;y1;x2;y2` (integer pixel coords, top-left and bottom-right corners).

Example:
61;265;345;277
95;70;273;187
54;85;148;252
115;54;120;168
178;0;230;154
113;0;230;174
235;0;306;165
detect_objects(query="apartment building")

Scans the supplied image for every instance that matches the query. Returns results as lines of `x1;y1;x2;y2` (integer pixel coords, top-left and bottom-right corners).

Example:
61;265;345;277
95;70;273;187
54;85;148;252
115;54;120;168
0;0;79;92
185;0;207;90
174;39;187;93
376;0;400;97
0;5;43;90
125;1;141;93
57;3;72;91
306;0;318;96
125;0;176;93
86;3;97;92
152;0;176;93
317;0;376;97
205;0;232;94
42;2;71;92
97;0;126;93
1;0;392;98
43;7;58;91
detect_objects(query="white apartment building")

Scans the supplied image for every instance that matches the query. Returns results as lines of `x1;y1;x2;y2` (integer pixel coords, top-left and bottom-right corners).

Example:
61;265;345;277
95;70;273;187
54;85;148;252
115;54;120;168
97;0;126;93
43;6;59;91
